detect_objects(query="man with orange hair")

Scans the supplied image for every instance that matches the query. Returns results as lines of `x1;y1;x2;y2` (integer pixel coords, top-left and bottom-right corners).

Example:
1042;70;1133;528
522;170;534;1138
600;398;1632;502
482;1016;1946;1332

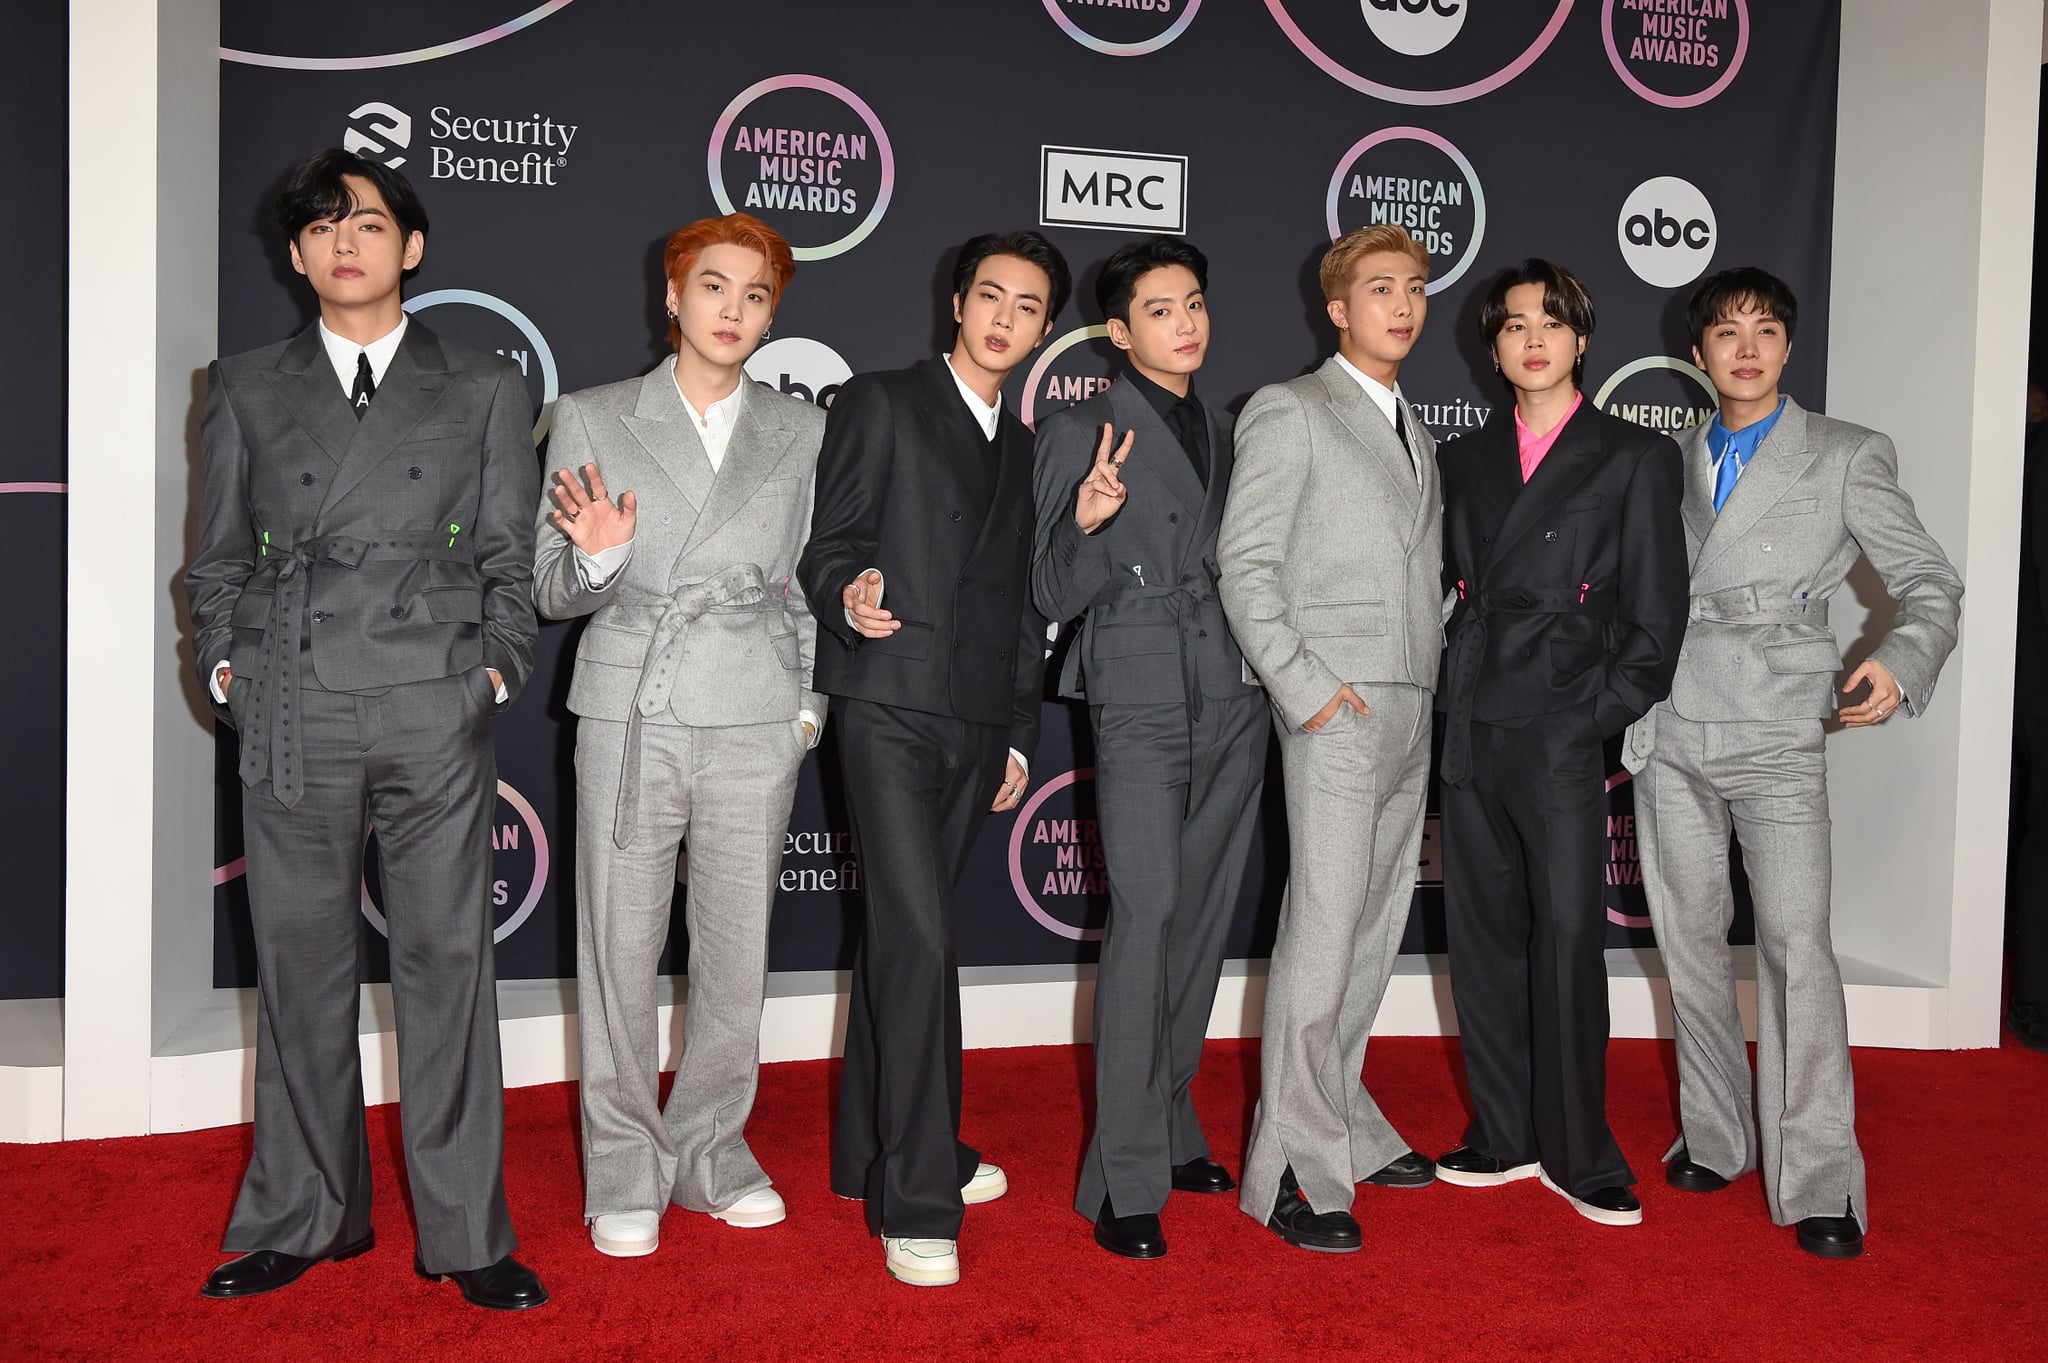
1217;225;1445;1252
535;213;826;1258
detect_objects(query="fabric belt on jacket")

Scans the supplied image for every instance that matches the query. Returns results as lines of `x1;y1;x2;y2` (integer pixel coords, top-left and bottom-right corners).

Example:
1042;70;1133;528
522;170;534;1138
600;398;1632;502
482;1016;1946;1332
613;561;787;848
1439;582;1618;787
239;532;476;808
1688;585;1830;626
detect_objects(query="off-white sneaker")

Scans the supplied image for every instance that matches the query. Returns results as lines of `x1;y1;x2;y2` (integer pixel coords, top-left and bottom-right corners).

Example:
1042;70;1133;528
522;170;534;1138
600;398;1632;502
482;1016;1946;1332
961;1162;1008;1205
590;1209;660;1257
883;1236;960;1286
709;1187;787;1228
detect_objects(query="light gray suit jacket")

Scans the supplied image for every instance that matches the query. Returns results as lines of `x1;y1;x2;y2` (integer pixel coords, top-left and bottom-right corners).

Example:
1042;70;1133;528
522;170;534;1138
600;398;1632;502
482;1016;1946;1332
534;359;827;728
1624;396;1961;763
1217;357;1442;729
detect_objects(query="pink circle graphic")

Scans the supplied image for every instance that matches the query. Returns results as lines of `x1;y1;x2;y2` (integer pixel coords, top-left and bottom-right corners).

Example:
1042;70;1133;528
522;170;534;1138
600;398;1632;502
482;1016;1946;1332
1265;1;1574;106
1008;767;1105;942
1043;0;1203;56
1601;0;1749;108
706;75;896;262
1324;126;1485;293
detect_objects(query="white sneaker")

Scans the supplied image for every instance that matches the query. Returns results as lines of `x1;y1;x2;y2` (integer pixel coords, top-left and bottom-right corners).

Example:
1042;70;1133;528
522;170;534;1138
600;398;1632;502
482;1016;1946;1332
961;1162;1008;1205
1538;1171;1643;1226
883;1236;960;1286
709;1186;787;1228
590;1209;660;1257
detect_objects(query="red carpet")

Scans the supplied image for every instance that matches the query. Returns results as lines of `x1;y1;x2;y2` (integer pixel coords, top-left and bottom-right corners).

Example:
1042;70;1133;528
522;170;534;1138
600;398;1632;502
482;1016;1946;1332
5;1034;2045;1361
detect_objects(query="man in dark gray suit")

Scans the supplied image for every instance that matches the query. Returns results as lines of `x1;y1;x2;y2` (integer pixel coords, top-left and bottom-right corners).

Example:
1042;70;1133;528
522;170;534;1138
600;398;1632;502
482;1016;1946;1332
185;150;544;1310
1031;237;1267;1260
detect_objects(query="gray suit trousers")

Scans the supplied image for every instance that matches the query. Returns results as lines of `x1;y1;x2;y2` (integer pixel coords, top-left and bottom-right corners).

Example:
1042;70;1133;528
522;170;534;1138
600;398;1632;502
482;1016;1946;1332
1633;707;1867;1229
229;670;515;1275
574;716;806;1218
1241;684;1430;1221
1077;693;1268;1219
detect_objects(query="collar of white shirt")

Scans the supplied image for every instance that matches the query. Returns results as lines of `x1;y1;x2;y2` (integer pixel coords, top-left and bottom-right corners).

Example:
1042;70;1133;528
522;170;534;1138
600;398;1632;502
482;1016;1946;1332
1331;351;1420;482
944;354;1002;441
318;314;408;398
673;366;747;472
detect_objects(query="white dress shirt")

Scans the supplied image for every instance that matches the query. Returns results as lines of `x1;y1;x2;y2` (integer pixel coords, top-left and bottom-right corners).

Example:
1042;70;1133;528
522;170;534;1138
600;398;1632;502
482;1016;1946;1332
1332;351;1422;485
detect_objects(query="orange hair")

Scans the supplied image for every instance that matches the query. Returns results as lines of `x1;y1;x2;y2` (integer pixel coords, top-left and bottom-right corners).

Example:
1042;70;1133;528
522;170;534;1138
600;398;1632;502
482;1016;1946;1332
663;213;796;350
1318;225;1431;301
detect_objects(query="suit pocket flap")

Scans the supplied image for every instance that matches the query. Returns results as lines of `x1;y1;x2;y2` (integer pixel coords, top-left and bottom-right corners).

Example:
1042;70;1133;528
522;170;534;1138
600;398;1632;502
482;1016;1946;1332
421;586;484;623
230;590;275;628
1763;638;1842;674
1296;600;1387;637
1763;497;1820;518
861;619;933;662
579;622;652;667
1092;622;1178;659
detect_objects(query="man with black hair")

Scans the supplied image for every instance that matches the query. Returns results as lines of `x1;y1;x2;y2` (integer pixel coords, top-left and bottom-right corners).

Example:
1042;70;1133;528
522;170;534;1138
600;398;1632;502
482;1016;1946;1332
185;149;543;1309
798;230;1067;1287
1030;236;1266;1260
1623;266;1961;1258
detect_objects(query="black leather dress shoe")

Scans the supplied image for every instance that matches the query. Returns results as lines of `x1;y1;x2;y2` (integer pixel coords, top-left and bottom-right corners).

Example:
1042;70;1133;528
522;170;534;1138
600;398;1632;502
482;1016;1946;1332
1363;1150;1437;1188
1665;1145;1730;1192
1434;1145;1541;1187
1267;1168;1361;1253
1170;1156;1235;1194
1093;1197;1167;1260
201;1231;374;1299
414;1254;549;1310
1795;1212;1864;1259
2007;1006;2048;1055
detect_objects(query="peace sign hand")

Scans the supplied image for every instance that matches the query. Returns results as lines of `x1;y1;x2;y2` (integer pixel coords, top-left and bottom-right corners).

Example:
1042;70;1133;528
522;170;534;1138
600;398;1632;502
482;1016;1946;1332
1075;423;1135;535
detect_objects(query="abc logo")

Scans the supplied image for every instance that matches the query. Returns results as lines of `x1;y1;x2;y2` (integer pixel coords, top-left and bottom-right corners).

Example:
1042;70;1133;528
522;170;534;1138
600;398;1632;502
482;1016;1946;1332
1362;0;1466;57
1616;176;1717;289
744;336;850;410
343;101;412;168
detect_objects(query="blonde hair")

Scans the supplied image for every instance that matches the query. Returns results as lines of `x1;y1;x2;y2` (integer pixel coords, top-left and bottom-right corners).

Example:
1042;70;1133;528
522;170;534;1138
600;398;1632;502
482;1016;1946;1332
1319;226;1431;301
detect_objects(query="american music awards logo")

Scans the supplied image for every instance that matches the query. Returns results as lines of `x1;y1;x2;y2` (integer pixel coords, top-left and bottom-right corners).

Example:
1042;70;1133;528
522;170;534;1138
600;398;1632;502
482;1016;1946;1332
403;289;559;443
1266;0;1572;104
708;75;895;261
1602;0;1750;108
1326;127;1485;294
1016;325;1119;430
1042;0;1203;56
1591;356;1717;436
1008;769;1109;941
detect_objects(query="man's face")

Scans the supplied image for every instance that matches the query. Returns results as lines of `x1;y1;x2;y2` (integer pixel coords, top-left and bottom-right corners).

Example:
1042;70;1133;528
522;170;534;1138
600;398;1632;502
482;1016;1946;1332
289;174;423;309
1108;263;1208;384
953;253;1054;378
1692;300;1791;407
1327;250;1427;374
1491;281;1586;397
666;241;776;369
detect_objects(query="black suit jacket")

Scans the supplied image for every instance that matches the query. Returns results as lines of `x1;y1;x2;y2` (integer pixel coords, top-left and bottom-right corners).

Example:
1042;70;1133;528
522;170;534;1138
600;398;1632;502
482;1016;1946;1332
798;357;1047;753
1438;398;1688;736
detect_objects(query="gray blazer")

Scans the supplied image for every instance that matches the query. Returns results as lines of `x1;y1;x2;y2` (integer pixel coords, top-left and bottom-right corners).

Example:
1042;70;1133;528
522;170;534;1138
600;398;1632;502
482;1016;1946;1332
534;359;827;728
1217;357;1443;729
1030;376;1259;707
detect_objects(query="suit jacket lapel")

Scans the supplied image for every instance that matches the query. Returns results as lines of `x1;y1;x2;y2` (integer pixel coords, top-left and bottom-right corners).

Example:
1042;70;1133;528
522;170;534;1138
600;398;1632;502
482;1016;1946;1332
620;359;716;521
266;325;357;468
1188;402;1233;571
1483;397;1603;575
684;382;797;554
1677;419;1717;552
1694;397;1822;575
1106;376;1205;521
1399;394;1438;545
319;320;452;515
1319;358;1420;514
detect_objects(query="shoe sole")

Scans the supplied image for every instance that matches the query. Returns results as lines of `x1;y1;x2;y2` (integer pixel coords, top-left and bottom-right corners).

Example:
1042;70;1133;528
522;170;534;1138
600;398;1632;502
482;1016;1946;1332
1364;1169;1438;1189
1267;1219;1362;1254
1796;1231;1865;1259
1093;1227;1168;1260
591;1234;659;1257
709;1205;787;1228
1665;1167;1730;1194
1538;1172;1641;1226
885;1259;960;1286
413;1263;550;1311
1434;1161;1541;1188
200;1233;375;1299
962;1171;1008;1205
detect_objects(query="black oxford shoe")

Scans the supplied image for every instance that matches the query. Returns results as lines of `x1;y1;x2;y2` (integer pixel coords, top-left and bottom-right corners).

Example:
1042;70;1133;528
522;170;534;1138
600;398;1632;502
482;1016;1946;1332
1267;1168;1362;1253
1093;1197;1167;1260
415;1254;549;1310
1795;1212;1864;1259
1665;1145;1730;1193
1170;1156;1235;1194
200;1231;374;1299
1364;1150;1437;1188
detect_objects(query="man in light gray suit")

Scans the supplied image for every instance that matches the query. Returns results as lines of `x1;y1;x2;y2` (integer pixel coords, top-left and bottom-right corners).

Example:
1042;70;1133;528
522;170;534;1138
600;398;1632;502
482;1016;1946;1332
1032;237;1267;1260
534;215;825;1259
1218;225;1445;1253
1623;268;1962;1259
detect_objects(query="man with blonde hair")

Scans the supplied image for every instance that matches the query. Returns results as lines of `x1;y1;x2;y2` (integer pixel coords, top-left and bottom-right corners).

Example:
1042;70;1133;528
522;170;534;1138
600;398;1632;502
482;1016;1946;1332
1218;226;1444;1252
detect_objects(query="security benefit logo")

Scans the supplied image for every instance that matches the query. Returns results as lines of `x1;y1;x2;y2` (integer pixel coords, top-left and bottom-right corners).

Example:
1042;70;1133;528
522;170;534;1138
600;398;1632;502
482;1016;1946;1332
1267;1;1572;103
1017;325;1121;430
1591;356;1718;436
1616;175;1717;289
745;337;852;411
1603;0;1750;108
1326;128;1485;292
708;75;894;261
1042;0;1203;57
361;781;550;946
1007;769;1109;942
402;290;559;443
778;826;860;895
343;100;578;187
1041;147;1188;234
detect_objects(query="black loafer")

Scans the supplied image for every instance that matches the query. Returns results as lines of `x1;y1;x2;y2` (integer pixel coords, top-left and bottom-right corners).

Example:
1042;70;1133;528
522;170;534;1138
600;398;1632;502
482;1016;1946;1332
201;1231;374;1299
414;1254;549;1310
1267;1168;1361;1253
2007;1007;2048;1055
1665;1145;1730;1193
1363;1150;1437;1188
1093;1197;1167;1260
1170;1156;1235;1194
1434;1145;1541;1187
1795;1213;1864;1259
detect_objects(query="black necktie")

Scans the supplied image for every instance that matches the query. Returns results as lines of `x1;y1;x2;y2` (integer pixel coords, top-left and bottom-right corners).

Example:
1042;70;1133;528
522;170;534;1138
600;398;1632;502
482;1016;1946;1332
1167;398;1208;489
350;352;376;419
1393;407;1410;454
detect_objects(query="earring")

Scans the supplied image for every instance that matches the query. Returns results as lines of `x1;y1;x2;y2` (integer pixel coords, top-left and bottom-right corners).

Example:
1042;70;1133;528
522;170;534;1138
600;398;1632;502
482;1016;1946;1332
665;308;676;319
761;324;772;342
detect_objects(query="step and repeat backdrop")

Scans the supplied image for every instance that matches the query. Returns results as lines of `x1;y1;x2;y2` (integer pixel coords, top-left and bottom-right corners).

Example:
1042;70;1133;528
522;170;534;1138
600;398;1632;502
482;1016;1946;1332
211;0;1840;988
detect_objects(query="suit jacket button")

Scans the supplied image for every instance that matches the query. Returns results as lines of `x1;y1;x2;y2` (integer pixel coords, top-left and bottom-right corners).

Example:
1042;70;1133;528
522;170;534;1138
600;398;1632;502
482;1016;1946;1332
390;606;404;619
954;641;964;651
1169;512;1179;524
950;511;963;522
408;466;423;480
312;611;327;623
300;472;315;486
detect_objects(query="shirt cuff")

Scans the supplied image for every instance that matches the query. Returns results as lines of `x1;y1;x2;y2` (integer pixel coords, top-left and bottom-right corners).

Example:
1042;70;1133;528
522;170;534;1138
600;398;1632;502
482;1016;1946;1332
492;669;509;704
575;538;634;589
799;707;821;747
1009;748;1029;779
209;660;230;704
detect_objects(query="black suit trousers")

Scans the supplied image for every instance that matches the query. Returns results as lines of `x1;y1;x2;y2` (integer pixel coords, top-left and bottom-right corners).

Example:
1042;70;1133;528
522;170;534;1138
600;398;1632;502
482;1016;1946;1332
829;698;1009;1237
1440;707;1634;1197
